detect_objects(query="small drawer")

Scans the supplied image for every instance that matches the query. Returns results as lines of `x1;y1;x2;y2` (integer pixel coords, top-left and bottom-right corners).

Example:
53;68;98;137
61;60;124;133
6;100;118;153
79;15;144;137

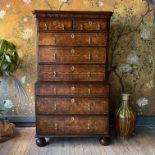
35;82;109;97
36;97;108;115
38;32;107;46
38;47;106;64
74;19;107;31
38;19;72;31
36;115;108;135
38;65;105;81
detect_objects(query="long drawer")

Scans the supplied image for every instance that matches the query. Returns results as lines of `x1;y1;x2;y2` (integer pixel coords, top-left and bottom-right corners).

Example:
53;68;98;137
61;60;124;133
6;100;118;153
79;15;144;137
35;82;109;97
38;65;105;81
38;47;106;64
37;115;108;135
36;97;108;115
38;32;107;46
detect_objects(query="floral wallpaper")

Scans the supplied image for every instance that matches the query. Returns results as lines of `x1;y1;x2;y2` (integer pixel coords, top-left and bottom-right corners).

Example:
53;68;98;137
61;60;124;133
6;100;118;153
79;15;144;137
0;0;155;116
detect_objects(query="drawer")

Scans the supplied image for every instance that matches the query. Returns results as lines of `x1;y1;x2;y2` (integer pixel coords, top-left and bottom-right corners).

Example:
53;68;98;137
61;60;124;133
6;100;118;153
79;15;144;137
36;97;108;115
38;47;106;64
74;19;107;31
38;65;105;81
38;32;107;46
38;19;72;31
37;115;108;135
35;82;109;97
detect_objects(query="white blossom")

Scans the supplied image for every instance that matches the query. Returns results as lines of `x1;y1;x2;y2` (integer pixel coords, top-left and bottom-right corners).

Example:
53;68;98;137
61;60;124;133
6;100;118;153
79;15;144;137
127;54;139;64
97;1;104;7
136;97;149;107
21;76;26;84
146;80;154;88
6;4;11;8
140;29;150;40
23;17;28;22
59;0;68;3
0;10;6;19
22;28;33;40
119;64;132;73
3;99;13;109
23;0;31;4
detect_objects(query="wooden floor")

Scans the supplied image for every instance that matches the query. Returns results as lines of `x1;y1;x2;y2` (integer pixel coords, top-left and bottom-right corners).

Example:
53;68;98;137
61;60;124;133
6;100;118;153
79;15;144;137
0;127;155;155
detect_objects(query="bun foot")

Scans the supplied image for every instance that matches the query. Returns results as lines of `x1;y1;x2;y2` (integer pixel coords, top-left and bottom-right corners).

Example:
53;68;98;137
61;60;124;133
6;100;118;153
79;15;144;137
99;137;110;146
36;138;47;147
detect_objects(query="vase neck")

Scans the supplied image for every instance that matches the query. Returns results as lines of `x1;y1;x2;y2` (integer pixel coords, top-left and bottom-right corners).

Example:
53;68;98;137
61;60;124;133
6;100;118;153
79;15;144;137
121;99;129;107
121;94;130;107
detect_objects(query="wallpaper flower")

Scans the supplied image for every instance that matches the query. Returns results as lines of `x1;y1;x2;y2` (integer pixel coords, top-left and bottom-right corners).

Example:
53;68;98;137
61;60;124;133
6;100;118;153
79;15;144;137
0;0;154;116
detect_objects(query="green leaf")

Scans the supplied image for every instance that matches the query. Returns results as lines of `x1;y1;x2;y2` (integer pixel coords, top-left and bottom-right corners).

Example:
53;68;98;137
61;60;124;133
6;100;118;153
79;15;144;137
5;54;11;63
0;39;21;76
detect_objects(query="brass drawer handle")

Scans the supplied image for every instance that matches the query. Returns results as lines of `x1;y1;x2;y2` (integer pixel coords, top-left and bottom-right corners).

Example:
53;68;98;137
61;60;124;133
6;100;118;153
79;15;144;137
70;66;75;72
70;49;75;54
88;53;91;61
87;72;91;77
89;21;92;25
53;71;57;77
88;88;91;95
71;117;75;121
54;103;57;110
44;23;48;30
71;86;75;91
87;123;91;129
71;33;75;38
62;24;65;30
98;24;101;30
80;24;84;30
71;98;75;103
87;104;91;111
54;87;57;95
54;123;58;130
53;53;56;61
88;37;91;45
52;37;56;44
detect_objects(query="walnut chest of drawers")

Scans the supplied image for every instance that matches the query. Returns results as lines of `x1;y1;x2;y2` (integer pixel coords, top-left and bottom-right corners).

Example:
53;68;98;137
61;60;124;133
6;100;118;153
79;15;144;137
33;10;113;147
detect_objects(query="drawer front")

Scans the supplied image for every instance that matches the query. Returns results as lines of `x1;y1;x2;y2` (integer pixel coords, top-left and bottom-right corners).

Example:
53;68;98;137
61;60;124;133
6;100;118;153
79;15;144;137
74;19;107;31
35;83;109;97
38;32;107;46
36;97;108;114
38;47;106;64
37;115;108;135
38;19;72;30
38;65;105;81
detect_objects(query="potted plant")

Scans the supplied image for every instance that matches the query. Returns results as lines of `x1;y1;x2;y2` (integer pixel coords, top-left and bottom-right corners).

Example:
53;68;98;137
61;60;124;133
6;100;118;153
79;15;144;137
0;39;28;142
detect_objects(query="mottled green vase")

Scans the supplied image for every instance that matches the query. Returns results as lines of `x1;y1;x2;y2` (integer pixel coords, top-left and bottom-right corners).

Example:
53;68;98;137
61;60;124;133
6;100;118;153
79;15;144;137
115;94;136;139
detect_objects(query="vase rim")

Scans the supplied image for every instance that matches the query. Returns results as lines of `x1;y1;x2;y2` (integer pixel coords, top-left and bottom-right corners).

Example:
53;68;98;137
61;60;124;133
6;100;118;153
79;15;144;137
121;93;130;100
121;93;130;96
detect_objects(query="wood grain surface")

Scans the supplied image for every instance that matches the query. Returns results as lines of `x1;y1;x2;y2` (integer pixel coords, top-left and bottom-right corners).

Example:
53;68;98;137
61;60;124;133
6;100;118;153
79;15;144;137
0;127;155;155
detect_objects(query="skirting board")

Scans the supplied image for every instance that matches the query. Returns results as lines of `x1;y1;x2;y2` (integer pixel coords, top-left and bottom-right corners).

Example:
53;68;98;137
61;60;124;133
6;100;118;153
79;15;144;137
5;115;155;127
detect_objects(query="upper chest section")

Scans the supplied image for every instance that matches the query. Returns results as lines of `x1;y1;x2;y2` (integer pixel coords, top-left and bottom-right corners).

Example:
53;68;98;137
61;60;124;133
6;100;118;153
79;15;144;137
33;10;113;32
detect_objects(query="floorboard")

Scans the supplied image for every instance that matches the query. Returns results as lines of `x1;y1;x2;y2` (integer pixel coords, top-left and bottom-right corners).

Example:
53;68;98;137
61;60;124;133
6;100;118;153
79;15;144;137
0;127;155;155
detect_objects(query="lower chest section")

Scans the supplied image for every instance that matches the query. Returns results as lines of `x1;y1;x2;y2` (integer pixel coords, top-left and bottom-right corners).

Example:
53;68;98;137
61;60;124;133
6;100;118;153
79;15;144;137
36;115;108;136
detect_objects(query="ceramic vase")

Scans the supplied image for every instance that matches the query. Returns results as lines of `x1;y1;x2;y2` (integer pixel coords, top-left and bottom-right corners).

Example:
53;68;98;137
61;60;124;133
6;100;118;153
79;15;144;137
115;93;136;139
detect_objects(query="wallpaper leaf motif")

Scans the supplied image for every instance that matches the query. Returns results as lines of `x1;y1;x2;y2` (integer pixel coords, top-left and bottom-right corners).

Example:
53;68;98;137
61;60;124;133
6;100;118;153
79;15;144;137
109;0;155;115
